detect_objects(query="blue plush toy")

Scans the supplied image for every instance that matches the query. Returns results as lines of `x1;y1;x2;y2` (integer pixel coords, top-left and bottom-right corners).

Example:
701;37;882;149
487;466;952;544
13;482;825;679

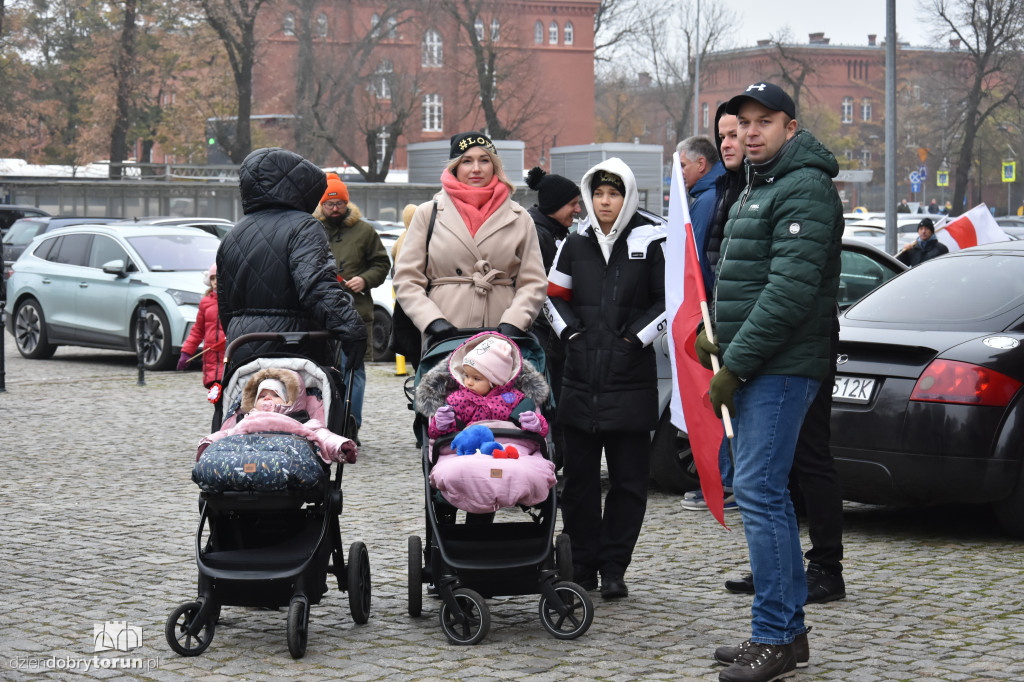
451;424;494;456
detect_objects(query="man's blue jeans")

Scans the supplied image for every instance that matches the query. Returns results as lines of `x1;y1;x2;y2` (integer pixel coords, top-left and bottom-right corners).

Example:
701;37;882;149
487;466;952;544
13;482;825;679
719;435;734;490
731;374;820;645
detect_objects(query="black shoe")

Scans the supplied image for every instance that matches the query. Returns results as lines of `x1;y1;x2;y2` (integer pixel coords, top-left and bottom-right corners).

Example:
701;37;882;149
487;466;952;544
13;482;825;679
725;573;755;594
718;641;796;682
600;575;628;599
715;629;810;669
805;563;846;604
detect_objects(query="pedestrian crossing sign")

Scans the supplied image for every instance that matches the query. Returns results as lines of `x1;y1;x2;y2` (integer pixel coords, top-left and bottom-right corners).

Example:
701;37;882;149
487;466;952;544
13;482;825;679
936;170;949;187
1003;161;1016;183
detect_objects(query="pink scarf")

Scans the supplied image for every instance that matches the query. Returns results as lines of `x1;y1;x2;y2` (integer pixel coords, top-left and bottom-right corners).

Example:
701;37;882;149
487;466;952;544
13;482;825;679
441;171;510;237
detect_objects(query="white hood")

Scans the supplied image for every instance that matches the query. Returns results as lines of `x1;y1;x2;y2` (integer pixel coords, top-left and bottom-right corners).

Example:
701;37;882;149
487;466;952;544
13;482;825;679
579;157;640;237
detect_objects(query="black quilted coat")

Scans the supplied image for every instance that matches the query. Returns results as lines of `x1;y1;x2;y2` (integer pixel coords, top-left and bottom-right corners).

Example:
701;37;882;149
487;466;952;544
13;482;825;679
217;148;366;366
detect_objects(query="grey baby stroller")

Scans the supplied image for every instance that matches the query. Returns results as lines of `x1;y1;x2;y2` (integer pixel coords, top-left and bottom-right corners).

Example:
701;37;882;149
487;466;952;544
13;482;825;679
165;331;371;659
405;330;594;644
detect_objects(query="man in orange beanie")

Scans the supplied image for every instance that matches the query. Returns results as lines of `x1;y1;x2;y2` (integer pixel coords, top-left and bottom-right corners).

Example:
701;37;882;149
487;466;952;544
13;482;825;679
314;172;390;442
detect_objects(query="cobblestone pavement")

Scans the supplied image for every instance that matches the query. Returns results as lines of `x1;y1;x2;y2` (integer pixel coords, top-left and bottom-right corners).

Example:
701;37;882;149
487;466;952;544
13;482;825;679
2;340;1024;681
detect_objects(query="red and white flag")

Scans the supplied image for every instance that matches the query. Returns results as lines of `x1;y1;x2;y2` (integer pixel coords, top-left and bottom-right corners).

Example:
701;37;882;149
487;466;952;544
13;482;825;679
665;152;727;528
936;203;1010;252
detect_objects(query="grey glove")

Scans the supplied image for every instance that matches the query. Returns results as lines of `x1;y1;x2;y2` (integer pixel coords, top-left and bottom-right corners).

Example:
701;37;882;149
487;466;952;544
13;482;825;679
518;410;542;433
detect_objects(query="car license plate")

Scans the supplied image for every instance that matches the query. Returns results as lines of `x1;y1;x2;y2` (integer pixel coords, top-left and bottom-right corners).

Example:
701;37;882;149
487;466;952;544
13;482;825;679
833;375;875;404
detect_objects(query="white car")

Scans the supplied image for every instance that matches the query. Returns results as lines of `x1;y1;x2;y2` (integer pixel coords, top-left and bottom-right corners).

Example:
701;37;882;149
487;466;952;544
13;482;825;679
369;228;404;362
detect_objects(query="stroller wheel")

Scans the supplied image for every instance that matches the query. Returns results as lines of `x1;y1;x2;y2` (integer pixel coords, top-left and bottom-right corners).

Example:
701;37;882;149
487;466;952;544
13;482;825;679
538;582;594;640
408;535;423;617
165;601;215;656
439;587;490;645
347;541;371;624
286;597;309;659
555;533;573;582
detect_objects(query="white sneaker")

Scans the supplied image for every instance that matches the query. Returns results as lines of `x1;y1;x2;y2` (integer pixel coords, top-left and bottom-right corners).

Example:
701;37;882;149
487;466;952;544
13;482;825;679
683;489;702;501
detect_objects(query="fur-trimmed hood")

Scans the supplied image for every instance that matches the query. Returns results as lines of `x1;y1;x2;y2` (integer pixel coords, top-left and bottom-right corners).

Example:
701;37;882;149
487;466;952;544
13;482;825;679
415;332;549;417
239;367;305;414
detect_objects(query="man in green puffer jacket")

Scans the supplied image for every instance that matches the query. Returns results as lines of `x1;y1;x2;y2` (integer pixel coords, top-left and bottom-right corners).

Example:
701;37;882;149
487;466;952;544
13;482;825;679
314;173;390;439
701;82;843;682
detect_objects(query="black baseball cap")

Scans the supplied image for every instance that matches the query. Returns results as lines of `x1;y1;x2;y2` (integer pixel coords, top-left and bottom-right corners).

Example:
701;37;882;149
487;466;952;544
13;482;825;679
726;82;797;120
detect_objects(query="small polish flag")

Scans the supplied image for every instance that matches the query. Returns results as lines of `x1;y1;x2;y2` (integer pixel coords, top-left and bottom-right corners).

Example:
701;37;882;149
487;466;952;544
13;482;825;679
935;204;1011;252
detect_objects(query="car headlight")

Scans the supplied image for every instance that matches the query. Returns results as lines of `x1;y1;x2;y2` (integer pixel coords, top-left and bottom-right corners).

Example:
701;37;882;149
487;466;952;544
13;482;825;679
167;289;203;306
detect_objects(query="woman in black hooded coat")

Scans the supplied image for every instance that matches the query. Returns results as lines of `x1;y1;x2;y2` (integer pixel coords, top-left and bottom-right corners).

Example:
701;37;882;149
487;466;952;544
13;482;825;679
217;148;366;368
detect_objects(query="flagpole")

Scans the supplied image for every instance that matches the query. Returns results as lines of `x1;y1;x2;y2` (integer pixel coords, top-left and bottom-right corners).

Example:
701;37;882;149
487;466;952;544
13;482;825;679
699;301;734;439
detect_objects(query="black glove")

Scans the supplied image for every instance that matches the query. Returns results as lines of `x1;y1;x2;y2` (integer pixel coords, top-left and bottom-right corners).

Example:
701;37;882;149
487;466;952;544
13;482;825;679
497;322;525;339
424;318;458;349
709;366;741;419
342;339;366;372
560;327;582;345
694;326;720;371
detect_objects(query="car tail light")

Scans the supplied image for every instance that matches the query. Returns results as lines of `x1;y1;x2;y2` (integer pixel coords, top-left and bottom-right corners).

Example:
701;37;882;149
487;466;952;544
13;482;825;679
911;359;1022;407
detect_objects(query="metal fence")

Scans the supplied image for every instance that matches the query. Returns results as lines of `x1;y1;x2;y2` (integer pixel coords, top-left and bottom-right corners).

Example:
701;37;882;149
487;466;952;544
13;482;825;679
1;174;536;224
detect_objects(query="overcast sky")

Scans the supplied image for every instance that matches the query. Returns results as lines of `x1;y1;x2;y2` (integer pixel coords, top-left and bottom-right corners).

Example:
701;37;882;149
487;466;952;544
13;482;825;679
726;0;939;49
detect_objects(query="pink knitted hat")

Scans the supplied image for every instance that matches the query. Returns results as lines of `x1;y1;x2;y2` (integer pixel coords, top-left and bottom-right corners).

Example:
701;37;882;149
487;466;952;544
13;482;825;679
463;337;514;387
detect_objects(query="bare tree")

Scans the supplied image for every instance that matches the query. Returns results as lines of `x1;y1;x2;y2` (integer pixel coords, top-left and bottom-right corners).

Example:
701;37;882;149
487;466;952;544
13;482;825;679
436;0;550;142
108;0;138;178
196;0;270;163
593;0;651;64
595;70;645;142
298;5;416;180
927;0;1024;213
631;0;735;142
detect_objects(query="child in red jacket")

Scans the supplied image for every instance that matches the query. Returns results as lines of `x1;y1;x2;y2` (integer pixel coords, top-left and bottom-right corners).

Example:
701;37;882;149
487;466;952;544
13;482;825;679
177;264;225;389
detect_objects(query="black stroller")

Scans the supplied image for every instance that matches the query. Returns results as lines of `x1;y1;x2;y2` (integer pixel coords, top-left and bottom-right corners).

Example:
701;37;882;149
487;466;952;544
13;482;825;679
165;331;371;659
405;330;593;644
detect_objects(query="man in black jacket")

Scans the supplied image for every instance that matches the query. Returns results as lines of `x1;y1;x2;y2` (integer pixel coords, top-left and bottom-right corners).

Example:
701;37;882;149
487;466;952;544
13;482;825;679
897;218;949;266
218;147;366;371
526;166;581;469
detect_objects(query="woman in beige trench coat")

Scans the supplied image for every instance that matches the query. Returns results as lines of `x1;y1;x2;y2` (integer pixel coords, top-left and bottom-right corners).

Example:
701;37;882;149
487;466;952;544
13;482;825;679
393;131;547;352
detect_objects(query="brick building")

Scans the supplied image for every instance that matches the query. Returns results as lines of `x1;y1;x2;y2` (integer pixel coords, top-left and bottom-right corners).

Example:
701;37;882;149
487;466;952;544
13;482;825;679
250;0;599;176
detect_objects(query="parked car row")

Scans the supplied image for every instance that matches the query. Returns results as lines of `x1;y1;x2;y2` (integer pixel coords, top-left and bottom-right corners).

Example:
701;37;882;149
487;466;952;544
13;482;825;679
4;223;220;370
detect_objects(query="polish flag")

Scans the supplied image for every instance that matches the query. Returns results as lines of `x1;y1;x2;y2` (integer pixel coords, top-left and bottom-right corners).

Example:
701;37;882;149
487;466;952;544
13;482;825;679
936;203;1011;252
665;152;727;528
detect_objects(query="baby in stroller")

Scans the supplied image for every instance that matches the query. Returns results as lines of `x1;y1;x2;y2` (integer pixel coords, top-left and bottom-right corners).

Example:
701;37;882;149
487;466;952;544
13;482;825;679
196;367;357;465
417;331;555;515
409;330;592;645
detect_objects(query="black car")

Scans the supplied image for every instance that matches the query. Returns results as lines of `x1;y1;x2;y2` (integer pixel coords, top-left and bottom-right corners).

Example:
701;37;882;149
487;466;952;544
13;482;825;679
832;241;1024;536
0;204;50;237
650;239;907;493
3;216;121;277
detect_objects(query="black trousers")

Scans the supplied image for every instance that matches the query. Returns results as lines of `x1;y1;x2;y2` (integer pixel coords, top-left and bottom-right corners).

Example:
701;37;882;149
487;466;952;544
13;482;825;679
789;315;844;572
560;428;651;579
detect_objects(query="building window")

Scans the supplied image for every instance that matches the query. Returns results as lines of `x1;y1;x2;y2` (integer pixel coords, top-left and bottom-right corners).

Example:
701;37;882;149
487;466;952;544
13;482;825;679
549;21;558;45
283;12;295;36
534;20;543;44
564;21;574;45
861;97;872;122
841;96;853;124
423;94;443;131
316;13;328;38
387;16;397;39
702;102;709;129
860;149;872;167
491;18;500;42
422;29;443;67
474;17;484;40
374;60;393;100
845;150;854;161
